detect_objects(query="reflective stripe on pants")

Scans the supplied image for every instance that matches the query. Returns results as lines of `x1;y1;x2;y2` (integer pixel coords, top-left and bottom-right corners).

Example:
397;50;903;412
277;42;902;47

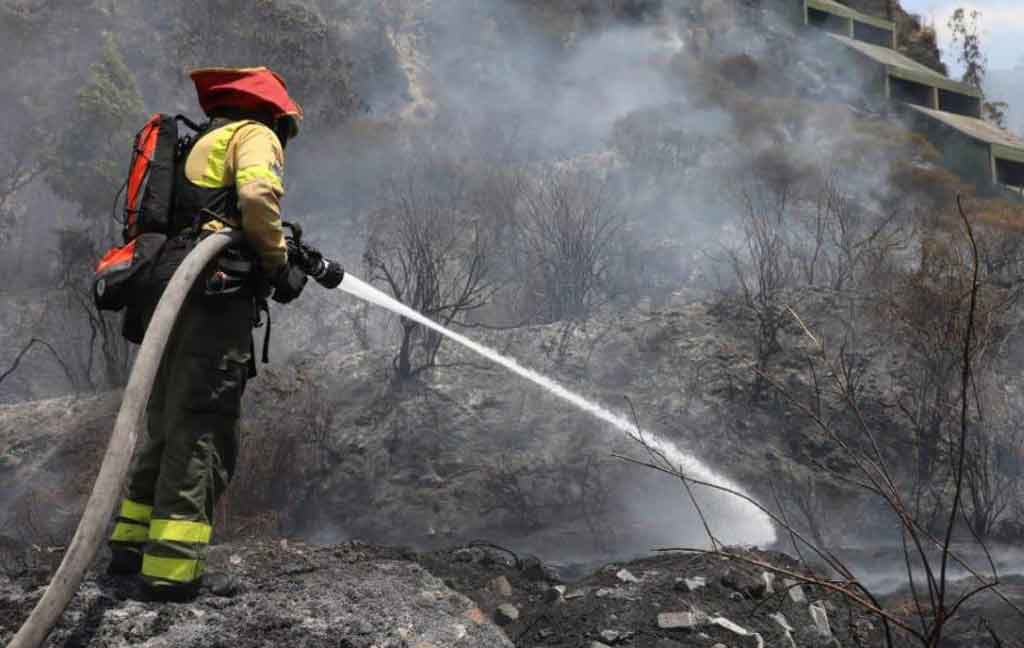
109;498;153;549
142;518;213;585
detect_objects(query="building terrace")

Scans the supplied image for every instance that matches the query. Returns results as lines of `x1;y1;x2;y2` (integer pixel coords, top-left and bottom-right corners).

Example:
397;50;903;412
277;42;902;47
794;0;1022;193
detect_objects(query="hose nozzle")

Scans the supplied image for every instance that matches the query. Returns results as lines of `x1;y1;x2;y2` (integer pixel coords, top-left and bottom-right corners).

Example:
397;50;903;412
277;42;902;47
283;220;344;289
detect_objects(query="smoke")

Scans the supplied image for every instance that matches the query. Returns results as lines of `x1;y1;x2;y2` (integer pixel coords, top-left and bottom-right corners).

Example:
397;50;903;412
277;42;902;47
245;0;935;559
0;0;952;564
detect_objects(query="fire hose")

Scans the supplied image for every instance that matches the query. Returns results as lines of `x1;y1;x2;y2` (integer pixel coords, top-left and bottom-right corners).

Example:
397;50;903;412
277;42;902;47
8;230;240;648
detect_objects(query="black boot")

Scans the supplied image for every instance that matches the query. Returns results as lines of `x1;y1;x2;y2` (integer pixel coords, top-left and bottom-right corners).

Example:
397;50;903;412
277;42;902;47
106;548;143;576
142;579;201;603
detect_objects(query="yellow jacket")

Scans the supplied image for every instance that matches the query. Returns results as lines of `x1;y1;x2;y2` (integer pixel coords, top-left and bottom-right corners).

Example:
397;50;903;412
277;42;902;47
185;120;288;274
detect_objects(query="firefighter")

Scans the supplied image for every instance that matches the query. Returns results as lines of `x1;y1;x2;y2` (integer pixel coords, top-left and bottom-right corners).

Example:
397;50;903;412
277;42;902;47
106;67;308;601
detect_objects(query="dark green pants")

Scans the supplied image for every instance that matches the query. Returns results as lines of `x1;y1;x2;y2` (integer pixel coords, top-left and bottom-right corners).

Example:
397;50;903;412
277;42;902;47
109;292;252;588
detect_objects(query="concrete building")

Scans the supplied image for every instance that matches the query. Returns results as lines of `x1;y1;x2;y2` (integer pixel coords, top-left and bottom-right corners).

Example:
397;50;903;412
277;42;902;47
826;33;982;118
796;0;1024;192
803;0;896;48
908;105;1024;191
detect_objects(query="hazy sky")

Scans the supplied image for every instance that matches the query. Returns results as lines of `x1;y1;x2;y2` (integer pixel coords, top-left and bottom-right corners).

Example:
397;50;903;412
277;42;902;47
899;0;1024;72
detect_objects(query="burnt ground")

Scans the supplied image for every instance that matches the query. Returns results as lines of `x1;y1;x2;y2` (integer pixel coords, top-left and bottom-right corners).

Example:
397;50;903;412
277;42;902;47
421;544;891;648
1;541;513;648
3;540;1024;647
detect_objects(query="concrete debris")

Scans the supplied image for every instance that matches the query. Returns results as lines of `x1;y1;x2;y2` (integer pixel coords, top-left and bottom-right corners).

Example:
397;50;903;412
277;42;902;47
657;611;700;630
615;568;640;583
595;587;636;600
590;643;612;648
770;612;798;648
684;576;707;592
564;587;588;600
489;576;512;597
783;578;807;604
494;603;520;625
762;571;774;594
809;601;833;638
708;616;765;648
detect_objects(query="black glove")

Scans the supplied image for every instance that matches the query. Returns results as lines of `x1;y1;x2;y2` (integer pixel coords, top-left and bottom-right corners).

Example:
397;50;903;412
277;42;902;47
271;263;307;304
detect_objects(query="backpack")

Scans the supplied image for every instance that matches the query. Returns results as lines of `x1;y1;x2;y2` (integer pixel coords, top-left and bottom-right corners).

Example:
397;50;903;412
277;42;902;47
93;114;206;313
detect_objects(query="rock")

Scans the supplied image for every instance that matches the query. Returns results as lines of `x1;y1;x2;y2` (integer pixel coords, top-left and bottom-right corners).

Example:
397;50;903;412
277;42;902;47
684;576;707;592
783;578;806;603
203;571;241;597
494;603;520;625
729;591;744;601
489;576;513;597
721;567;766;599
657;611;700;630
615;568;640;583
520;556;554;581
852;618;875;644
564;587;587;600
809;601;832;638
600;629;621;642
453;548;480;563
712;645;728;648
762;571;775;594
590;643;612;648
544;585;566;602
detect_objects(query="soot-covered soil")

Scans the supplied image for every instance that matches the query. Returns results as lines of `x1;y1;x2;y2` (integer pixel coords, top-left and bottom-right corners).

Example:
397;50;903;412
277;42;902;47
1;541;512;648
0;540;919;648
421;544;888;647
4;540;1023;647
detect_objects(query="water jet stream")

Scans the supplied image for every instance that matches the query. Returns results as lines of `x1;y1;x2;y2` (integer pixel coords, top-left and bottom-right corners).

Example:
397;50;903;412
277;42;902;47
338;273;777;546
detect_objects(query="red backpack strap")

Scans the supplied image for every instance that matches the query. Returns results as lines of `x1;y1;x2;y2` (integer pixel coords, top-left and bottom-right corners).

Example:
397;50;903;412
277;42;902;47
123;114;162;241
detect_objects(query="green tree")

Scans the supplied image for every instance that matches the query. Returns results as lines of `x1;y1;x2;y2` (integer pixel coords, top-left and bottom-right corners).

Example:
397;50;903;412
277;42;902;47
48;33;144;227
45;33;144;389
948;8;985;89
947;8;1008;128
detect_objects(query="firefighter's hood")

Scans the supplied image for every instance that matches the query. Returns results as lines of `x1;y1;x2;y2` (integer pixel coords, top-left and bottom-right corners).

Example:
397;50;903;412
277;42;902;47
190;67;303;136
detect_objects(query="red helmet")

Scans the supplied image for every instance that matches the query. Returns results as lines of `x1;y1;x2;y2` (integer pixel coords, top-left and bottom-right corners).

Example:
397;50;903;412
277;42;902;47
190;67;303;138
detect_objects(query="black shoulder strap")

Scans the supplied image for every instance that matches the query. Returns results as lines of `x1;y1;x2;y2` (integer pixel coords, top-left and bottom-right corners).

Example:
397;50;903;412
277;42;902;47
175;114;203;132
174;115;212;158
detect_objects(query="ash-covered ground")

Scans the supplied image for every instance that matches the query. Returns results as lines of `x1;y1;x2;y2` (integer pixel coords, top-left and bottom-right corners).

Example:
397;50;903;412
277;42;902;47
6;539;1021;647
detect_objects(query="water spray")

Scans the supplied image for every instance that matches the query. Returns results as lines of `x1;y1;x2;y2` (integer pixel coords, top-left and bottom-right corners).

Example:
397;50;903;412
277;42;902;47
287;229;775;544
334;272;777;547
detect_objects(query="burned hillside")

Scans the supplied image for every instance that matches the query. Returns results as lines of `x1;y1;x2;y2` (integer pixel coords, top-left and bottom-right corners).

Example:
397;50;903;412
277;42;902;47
3;0;1024;646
